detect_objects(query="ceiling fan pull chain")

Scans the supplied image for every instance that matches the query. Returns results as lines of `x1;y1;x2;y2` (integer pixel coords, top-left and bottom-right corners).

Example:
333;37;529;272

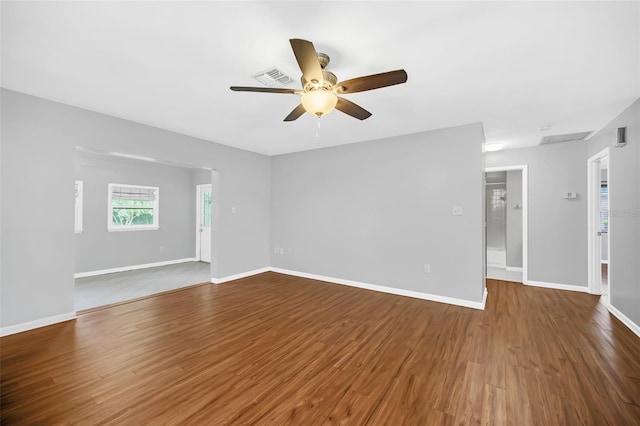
316;117;321;138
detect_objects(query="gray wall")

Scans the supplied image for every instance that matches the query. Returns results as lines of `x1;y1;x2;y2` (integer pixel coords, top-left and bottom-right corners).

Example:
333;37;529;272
192;169;213;187
506;170;523;268
1;89;271;328
587;99;639;328
271;123;486;303
485;140;588;287
75;152;197;273
2;90;77;325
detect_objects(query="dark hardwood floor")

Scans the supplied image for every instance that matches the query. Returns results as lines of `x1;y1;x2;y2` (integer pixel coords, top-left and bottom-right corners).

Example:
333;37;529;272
1;273;639;424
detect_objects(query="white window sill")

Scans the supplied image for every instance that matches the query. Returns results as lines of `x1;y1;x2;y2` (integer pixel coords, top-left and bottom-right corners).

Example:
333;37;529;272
108;226;160;232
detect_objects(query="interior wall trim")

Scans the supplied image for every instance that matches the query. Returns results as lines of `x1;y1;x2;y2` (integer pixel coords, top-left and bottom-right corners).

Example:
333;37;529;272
270;268;487;310
74;257;198;278
0;312;77;337
525;279;589;293
608;304;640;339
210;267;271;284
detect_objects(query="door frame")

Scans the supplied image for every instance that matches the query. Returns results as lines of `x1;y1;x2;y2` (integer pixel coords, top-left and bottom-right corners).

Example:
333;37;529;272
195;183;212;262
587;148;609;297
485;165;528;283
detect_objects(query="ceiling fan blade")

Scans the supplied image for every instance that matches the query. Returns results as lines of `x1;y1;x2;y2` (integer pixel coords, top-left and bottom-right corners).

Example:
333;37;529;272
284;104;306;121
335;97;372;120
289;39;323;84
336;70;408;94
230;86;299;94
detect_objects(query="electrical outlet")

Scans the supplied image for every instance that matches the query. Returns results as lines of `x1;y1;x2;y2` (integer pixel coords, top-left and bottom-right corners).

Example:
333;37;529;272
159;246;165;252
452;206;463;216
424;264;431;273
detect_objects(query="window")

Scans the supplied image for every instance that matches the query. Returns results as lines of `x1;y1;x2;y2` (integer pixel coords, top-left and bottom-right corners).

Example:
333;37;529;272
600;184;608;233
490;187;506;212
75;180;83;233
203;191;212;227
108;183;159;231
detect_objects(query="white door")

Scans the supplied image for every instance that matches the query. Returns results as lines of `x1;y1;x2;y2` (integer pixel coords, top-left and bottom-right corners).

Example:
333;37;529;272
196;184;212;263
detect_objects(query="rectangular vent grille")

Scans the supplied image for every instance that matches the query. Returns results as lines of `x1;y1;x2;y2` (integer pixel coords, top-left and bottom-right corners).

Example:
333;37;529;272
253;67;294;87
539;131;593;145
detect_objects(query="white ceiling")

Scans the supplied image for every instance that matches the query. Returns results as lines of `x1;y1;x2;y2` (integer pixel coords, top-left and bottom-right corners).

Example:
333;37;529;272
2;1;639;156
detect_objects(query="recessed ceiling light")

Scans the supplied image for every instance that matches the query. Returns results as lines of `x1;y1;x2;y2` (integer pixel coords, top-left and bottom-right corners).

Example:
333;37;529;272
484;143;505;152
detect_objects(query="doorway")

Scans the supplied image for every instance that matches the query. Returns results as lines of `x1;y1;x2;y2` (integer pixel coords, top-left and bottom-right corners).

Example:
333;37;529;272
485;166;528;283
196;184;212;263
74;147;218;311
587;148;610;299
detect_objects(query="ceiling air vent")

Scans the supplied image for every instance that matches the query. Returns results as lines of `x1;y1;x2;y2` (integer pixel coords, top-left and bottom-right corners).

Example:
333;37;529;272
252;67;294;87
539;131;593;145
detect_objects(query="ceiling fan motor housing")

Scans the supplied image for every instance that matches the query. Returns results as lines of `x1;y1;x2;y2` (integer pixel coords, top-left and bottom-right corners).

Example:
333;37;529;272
301;69;337;92
301;52;336;91
317;52;330;69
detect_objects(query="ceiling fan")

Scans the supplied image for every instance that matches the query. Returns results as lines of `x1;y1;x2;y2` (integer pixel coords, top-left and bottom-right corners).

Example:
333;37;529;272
230;39;408;121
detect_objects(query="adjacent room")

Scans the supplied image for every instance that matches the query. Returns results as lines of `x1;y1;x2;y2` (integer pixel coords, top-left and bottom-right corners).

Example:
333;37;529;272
73;149;214;311
485;169;524;283
1;1;639;424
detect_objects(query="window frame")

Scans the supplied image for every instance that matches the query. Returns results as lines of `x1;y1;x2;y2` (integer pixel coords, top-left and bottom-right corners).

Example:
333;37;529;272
107;183;160;232
75;180;84;233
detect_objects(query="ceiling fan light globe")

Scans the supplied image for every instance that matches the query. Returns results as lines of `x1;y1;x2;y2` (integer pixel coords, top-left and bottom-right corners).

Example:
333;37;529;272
301;90;338;117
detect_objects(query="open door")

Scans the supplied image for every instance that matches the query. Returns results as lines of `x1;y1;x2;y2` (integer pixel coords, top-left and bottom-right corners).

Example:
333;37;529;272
196;184;212;263
587;148;609;298
484;165;528;283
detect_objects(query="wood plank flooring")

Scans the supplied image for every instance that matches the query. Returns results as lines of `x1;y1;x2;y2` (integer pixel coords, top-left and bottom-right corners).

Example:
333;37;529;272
2;273;639;424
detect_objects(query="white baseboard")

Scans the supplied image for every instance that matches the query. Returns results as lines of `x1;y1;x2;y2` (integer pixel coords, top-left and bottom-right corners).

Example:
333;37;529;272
75;258;198;278
1;312;77;337
211;267;270;284
3;267;489;336
480;287;488;310
270;268;487;310
506;266;523;272
487;249;506;269
525;279;589;293
608;304;640;338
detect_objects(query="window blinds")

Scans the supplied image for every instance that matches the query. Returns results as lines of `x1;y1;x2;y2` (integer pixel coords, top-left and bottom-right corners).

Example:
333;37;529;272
111;186;157;201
